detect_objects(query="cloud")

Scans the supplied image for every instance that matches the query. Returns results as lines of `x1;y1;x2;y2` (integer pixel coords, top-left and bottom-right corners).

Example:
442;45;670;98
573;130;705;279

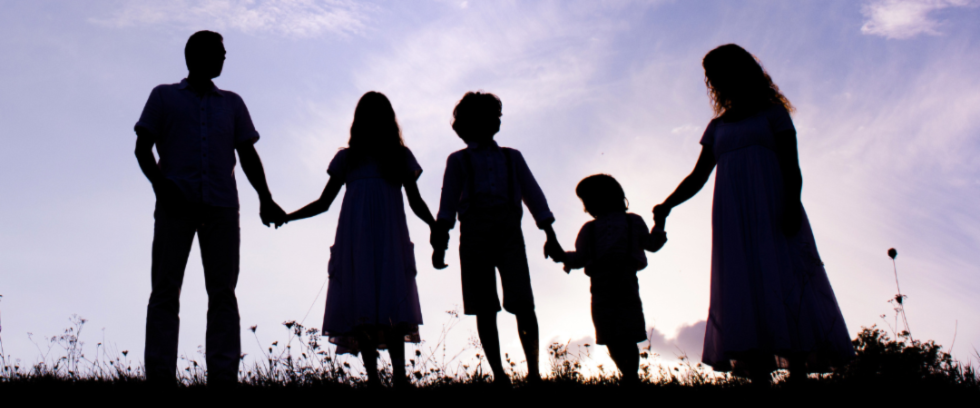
91;0;369;38
671;125;701;135
293;1;639;167
555;320;707;362
860;0;977;39
642;321;707;360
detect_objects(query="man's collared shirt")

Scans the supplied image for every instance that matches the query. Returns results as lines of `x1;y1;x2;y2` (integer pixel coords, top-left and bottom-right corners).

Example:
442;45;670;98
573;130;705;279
437;141;554;228
135;79;260;208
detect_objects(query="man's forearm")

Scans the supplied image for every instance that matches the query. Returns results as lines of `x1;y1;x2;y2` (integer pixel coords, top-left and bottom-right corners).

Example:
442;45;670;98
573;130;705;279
238;145;273;201
136;150;163;183
134;134;164;184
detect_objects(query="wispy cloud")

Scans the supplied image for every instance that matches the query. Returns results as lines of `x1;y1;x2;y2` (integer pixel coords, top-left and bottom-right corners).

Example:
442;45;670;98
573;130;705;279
293;1;640;167
860;0;977;39
91;0;369;38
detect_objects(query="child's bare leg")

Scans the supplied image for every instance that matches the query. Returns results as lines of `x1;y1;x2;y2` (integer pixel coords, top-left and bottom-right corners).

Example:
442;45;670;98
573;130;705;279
515;311;541;381
475;312;507;381
356;331;381;387
384;330;408;387
607;342;639;384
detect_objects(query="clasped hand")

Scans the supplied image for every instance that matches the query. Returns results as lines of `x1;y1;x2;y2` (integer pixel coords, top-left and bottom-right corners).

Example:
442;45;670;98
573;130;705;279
429;222;450;270
543;227;565;263
260;197;287;228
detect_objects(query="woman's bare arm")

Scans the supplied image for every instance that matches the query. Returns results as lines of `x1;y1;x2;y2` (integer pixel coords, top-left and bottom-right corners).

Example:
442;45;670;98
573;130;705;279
654;145;717;220
286;175;345;223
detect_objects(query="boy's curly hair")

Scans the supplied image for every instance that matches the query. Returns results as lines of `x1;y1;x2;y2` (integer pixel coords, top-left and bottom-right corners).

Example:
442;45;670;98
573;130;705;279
451;91;502;142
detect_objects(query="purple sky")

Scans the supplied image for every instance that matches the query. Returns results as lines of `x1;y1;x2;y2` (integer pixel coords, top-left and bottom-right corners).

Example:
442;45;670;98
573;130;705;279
1;0;978;375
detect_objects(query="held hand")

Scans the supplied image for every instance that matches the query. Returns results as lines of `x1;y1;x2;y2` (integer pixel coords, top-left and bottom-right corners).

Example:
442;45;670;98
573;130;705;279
429;223;450;251
260;198;287;228
544;239;565;263
542;224;563;262
432;249;448;270
652;204;671;223
781;201;803;237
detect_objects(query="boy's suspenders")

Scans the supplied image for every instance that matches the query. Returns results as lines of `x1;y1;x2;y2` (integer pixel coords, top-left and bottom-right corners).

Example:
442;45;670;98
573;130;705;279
461;147;517;209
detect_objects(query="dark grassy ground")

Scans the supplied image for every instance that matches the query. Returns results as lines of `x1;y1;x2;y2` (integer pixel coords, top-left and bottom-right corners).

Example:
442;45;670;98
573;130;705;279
2;316;977;402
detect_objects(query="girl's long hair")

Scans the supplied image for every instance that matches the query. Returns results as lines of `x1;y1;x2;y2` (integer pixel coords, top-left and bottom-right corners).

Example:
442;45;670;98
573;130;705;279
347;91;407;184
703;44;794;118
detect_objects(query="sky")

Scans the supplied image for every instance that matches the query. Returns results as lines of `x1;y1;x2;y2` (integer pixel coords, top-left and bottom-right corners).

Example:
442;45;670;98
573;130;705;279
1;0;979;375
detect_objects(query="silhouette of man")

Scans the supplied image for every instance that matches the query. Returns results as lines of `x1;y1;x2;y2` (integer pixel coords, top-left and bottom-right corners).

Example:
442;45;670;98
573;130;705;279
134;30;285;385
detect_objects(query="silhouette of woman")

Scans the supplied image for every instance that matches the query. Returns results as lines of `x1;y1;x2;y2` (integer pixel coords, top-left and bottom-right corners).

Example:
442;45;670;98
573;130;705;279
654;44;854;383
284;91;438;388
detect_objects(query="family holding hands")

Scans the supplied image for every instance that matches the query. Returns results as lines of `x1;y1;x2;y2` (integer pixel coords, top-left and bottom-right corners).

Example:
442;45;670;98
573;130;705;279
135;31;854;388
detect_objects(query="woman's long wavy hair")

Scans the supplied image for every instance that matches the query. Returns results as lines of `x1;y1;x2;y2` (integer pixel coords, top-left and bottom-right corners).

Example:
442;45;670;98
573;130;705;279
703;44;794;118
347;91;407;184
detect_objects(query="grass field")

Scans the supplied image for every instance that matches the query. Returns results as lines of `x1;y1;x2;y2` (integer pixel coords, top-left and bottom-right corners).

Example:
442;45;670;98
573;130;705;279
1;312;976;401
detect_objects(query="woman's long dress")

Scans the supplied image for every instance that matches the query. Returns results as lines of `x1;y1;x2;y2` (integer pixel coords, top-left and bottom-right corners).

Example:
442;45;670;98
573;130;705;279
322;148;423;354
700;105;854;372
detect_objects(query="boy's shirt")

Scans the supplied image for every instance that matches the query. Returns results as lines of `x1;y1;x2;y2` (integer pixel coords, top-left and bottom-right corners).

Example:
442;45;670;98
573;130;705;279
437;140;553;229
564;212;667;273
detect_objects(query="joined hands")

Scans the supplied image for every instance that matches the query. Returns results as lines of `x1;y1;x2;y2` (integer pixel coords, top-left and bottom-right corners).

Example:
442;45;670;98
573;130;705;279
543;225;566;265
429;221;450;270
260;197;288;228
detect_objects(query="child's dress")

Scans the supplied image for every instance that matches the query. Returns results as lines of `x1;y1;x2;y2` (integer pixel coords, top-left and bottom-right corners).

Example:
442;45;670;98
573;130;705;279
564;213;666;345
322;147;423;354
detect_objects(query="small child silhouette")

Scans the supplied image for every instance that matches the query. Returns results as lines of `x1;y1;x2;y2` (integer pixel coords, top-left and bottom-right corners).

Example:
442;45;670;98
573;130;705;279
555;174;666;384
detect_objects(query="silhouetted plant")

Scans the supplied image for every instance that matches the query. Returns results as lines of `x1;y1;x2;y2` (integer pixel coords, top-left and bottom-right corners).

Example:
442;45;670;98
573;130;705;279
1;311;977;394
885;248;913;340
836;326;976;388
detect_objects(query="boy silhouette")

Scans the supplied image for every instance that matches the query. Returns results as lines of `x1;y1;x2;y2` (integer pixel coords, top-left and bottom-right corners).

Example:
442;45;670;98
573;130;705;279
432;92;561;385
134;31;285;385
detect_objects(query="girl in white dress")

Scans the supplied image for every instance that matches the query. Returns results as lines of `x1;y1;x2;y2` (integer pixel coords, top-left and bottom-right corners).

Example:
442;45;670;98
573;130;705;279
285;92;437;388
654;44;854;383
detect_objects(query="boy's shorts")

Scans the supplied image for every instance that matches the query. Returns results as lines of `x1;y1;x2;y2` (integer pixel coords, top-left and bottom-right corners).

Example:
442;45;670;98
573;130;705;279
458;211;535;315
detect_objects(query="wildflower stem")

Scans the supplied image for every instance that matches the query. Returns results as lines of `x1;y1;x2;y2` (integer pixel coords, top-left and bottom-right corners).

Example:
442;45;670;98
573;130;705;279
891;258;912;339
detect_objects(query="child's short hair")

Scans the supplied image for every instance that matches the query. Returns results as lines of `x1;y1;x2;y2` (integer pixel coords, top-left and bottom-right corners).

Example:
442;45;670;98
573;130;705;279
576;174;628;217
451;91;502;142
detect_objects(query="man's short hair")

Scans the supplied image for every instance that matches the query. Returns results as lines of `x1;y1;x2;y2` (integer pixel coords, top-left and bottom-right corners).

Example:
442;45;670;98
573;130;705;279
184;30;224;67
451;91;502;138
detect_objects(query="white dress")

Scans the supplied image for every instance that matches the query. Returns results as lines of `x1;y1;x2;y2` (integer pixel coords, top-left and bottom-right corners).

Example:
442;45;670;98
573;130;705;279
700;105;854;372
322;148;423;354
